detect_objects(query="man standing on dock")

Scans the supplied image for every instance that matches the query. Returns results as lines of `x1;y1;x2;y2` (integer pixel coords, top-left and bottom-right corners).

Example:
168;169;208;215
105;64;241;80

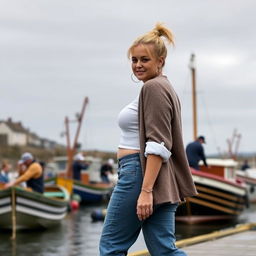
186;136;208;170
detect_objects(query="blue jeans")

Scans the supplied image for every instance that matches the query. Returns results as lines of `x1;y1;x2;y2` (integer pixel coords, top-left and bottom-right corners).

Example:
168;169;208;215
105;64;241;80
99;153;187;256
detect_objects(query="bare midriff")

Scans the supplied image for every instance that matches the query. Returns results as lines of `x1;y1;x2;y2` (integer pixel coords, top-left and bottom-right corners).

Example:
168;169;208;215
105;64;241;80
117;148;140;159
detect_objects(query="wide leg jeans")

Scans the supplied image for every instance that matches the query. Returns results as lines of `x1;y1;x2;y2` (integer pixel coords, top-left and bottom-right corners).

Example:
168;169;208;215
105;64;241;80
99;153;187;256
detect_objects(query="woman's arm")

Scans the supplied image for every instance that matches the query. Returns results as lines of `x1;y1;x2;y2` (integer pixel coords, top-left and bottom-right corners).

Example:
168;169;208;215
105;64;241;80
137;154;162;221
4;165;40;188
137;80;173;220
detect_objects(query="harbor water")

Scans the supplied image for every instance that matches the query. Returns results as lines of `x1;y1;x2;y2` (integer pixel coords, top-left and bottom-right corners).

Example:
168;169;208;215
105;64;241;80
1;203;256;256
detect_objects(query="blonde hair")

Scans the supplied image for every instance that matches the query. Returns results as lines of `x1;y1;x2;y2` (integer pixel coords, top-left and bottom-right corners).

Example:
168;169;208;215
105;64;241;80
127;23;174;66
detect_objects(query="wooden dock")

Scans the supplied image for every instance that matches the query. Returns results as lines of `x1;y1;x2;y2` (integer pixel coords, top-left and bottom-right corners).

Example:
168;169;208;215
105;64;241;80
182;230;256;256
128;223;256;256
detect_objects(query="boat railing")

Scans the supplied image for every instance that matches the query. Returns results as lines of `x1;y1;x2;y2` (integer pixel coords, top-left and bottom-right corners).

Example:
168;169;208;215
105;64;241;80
44;192;65;198
0;182;5;190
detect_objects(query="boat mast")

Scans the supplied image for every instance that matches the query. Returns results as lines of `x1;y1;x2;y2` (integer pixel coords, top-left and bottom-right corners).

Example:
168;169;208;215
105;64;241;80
65;97;89;178
226;129;242;160
189;53;198;140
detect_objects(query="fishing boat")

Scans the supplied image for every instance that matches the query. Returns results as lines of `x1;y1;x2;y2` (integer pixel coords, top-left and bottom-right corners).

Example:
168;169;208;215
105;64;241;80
236;168;256;203
0;184;70;230
72;179;113;203
176;159;248;224
176;54;248;224
45;155;114;203
46;175;113;203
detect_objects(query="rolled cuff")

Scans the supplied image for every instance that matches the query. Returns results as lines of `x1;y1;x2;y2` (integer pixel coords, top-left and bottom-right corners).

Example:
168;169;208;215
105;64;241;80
144;141;172;162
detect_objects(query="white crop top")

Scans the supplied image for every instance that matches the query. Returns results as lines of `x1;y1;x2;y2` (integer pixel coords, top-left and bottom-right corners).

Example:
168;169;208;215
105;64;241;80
117;95;172;162
118;96;140;150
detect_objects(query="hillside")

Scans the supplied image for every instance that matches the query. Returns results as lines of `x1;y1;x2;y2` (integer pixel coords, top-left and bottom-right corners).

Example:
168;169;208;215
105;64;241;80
0;145;116;164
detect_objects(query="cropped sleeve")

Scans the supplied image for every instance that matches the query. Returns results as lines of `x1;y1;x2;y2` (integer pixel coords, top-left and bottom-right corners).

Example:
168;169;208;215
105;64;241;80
144;141;172;162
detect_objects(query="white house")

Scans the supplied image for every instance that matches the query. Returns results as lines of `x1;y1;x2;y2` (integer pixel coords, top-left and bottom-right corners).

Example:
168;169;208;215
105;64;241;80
41;138;59;150
0;118;27;146
0;118;65;149
27;131;42;147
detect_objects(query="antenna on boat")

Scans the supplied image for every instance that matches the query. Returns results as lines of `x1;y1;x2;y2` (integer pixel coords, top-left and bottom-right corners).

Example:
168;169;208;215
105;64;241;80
189;53;198;140
226;129;241;160
64;97;89;178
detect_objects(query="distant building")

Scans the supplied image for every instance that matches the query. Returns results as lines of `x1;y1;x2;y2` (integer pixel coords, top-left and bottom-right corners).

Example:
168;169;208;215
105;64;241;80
0;118;27;146
27;131;41;147
40;138;61;150
0;118;65;150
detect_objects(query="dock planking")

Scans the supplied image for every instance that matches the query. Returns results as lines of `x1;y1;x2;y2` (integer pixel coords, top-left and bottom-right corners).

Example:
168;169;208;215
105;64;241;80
183;230;256;256
128;223;256;256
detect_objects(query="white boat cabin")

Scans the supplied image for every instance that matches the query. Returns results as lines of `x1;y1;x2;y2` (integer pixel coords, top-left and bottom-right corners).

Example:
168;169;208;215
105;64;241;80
200;158;238;181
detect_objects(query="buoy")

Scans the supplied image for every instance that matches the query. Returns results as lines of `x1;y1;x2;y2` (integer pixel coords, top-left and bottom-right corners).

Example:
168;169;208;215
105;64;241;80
91;209;107;221
70;200;80;210
72;193;82;203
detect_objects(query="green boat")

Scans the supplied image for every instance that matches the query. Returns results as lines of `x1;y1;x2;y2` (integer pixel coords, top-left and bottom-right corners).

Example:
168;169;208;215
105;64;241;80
45;176;113;203
0;185;70;230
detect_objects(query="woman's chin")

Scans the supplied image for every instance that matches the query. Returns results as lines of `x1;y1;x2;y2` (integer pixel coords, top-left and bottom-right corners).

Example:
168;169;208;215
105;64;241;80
136;75;145;81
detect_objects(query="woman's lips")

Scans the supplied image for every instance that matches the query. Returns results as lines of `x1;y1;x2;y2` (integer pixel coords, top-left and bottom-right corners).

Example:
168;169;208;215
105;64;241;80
136;71;145;75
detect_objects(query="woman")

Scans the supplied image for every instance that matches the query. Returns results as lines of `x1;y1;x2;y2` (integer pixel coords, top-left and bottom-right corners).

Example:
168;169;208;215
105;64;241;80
99;23;197;256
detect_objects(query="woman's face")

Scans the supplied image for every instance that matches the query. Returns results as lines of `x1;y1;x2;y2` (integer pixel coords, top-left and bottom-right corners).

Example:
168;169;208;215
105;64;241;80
131;44;163;83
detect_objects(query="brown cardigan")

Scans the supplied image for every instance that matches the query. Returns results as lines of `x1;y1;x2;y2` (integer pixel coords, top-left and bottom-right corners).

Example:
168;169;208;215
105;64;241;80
138;75;197;205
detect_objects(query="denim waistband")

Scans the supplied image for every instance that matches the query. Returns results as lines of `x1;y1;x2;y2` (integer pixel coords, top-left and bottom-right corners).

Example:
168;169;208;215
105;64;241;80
118;153;140;166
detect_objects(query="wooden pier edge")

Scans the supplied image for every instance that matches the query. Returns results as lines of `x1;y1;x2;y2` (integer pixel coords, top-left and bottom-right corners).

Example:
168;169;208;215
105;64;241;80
128;222;256;256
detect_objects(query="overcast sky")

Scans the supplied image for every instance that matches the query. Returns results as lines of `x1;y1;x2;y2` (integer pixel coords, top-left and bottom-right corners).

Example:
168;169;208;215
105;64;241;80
1;0;255;156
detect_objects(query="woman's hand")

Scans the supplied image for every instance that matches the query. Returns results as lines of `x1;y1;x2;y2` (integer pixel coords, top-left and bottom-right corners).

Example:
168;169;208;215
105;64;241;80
137;154;161;221
136;190;153;221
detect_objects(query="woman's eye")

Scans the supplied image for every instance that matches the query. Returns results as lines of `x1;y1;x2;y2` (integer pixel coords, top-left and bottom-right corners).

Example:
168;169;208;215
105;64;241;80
141;58;150;63
131;58;138;63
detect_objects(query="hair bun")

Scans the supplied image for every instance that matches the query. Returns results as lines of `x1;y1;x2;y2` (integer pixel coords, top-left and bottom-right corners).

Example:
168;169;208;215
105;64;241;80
153;22;174;45
127;22;174;60
152;28;161;37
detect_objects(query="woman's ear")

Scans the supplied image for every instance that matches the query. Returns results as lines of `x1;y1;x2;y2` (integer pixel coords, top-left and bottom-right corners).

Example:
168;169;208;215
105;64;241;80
158;56;165;67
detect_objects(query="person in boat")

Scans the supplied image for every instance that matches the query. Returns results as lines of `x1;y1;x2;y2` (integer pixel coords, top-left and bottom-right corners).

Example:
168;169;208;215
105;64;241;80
100;158;114;184
72;153;89;181
186;135;208;170
0;160;11;183
14;159;28;188
4;152;44;193
99;23;197;256
241;159;250;171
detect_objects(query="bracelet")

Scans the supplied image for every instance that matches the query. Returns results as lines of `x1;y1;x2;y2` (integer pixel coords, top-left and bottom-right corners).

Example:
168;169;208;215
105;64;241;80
141;188;153;193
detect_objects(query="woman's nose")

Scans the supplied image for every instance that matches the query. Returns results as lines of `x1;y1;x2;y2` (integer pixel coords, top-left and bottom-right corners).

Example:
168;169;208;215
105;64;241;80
136;60;142;67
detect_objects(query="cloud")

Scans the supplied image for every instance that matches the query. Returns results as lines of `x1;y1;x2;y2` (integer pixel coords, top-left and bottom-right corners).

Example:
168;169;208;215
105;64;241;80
0;0;256;155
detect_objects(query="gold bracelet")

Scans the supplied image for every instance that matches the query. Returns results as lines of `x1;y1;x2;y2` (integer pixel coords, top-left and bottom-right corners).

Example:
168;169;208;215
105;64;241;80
141;188;153;193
